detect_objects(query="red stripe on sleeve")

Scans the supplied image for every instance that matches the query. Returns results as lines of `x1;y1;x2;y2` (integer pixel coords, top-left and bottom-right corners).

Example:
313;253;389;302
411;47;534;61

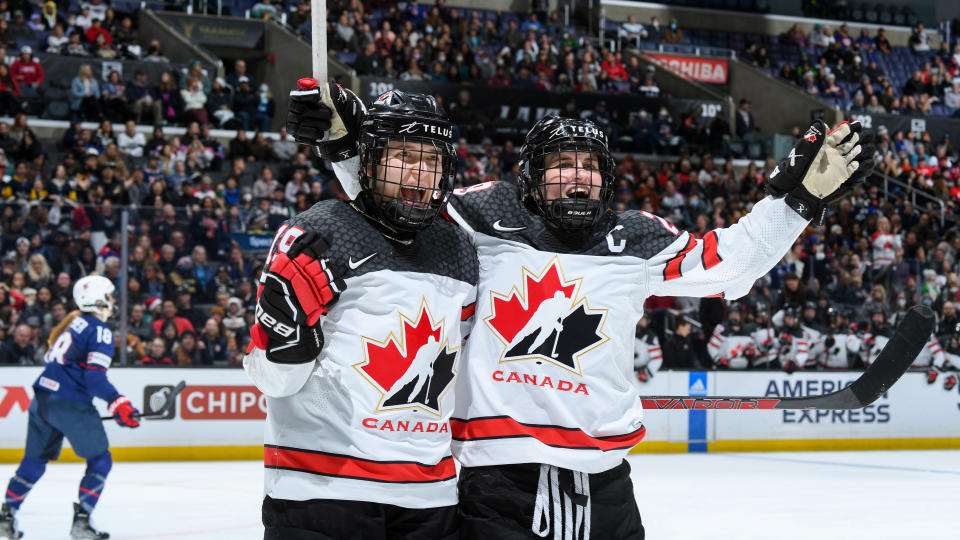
701;231;722;269
663;236;697;281
461;302;476;321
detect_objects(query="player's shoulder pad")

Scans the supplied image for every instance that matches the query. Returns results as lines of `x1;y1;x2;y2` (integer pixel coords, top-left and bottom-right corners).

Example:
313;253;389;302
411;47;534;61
417;216;480;286
613;210;685;259
447;181;532;233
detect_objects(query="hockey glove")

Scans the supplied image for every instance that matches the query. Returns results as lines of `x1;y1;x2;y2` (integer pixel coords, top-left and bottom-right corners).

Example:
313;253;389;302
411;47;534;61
109;396;140;428
927;367;940;385
945;374;958;392
766;120;875;225
287;78;365;162
252;231;345;364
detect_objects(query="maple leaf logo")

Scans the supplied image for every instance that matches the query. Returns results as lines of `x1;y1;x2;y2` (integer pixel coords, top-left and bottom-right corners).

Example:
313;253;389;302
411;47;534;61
354;300;458;416
485;257;609;374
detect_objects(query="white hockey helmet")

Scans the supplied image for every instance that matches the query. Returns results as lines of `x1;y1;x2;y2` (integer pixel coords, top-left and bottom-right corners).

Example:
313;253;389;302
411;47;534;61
73;275;117;318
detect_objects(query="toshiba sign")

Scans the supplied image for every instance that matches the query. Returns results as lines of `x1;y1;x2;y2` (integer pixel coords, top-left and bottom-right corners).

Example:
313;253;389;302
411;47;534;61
180;385;267;420
642;54;728;84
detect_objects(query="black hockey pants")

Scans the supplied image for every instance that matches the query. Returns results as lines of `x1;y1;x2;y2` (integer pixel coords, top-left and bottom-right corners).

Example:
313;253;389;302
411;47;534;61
262;495;458;540
458;460;644;540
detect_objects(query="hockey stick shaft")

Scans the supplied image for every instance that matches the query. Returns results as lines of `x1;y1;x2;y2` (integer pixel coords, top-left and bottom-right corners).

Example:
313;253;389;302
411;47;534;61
311;0;327;83
101;380;186;421
640;306;934;410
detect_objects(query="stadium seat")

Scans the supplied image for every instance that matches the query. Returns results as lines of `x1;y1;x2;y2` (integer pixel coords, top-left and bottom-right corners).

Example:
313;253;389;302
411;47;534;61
878;4;892;24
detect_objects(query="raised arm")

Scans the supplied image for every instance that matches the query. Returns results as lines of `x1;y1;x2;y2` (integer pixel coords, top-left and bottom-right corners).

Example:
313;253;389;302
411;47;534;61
650;120;873;300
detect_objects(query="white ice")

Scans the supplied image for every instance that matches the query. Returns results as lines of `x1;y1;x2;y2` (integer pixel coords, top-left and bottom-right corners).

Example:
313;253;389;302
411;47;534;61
2;450;957;539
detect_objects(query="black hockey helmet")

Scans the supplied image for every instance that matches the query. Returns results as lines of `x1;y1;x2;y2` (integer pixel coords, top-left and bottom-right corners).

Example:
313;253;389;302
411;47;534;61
782;304;799;322
518;115;615;230
357;90;457;234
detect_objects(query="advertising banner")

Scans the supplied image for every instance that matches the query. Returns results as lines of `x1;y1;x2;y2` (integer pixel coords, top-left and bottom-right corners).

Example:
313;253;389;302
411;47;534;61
155;13;264;48
641;54;729;84
2;368;957;461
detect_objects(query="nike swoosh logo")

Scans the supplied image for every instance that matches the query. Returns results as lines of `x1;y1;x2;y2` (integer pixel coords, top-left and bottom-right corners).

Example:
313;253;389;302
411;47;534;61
348;252;378;270
493;220;526;233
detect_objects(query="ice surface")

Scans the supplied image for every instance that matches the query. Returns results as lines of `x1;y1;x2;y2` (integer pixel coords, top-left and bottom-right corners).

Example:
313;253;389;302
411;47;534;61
2;450;956;539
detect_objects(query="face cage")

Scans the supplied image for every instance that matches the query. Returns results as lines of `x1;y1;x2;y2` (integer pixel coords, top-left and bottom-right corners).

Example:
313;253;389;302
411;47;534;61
526;142;614;230
360;135;456;233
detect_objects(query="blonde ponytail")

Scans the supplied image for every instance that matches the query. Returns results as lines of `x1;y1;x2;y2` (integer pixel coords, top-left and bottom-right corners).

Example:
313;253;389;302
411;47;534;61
47;310;84;348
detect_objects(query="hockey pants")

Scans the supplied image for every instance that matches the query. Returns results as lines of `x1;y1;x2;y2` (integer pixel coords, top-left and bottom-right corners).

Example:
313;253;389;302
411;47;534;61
261;495;457;540
458;460;644;540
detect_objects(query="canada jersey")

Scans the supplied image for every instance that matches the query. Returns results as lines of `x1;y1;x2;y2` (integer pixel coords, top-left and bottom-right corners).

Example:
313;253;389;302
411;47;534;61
36;313;121;405
445;181;809;473
243;200;478;509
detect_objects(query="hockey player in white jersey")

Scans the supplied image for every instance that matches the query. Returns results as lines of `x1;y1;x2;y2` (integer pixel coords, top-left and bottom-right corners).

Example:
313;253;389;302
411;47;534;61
773;305;812;371
750;303;779;368
441;117;871;539
819;307;861;369
290;95;872;537
633;315;661;383
800;301;827;365
244;80;477;539
928;323;960;390
862;308;893;367
707;303;757;369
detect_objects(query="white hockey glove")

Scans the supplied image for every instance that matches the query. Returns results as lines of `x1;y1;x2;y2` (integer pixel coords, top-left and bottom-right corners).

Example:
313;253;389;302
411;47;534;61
287;78;366;162
766;120;875;225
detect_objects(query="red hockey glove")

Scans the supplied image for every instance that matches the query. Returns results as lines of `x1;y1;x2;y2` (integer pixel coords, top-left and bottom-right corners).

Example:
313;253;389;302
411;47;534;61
252;231;345;364
636;366;653;383
927;368;939;385
944;374;958;391
109;396;140;428
287;78;365;162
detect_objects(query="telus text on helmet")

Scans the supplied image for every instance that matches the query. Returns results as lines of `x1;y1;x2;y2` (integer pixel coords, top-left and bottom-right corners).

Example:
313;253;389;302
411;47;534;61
398;121;453;139
548;124;605;142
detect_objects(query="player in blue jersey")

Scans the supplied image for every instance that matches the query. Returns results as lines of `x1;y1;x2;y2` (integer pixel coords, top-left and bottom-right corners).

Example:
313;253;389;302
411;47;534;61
1;276;140;540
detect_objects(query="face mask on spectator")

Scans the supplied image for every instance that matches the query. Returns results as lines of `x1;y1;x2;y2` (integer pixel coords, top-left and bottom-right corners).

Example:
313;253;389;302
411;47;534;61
898;298;906;307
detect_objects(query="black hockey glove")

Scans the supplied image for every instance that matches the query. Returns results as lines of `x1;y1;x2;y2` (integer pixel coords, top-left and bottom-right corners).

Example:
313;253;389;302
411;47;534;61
287;78;365;162
766;120;875;225
251;231;346;364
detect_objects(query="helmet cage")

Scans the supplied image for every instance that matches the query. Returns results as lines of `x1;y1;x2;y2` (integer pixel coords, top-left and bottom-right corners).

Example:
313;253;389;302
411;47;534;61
358;112;457;233
519;118;615;230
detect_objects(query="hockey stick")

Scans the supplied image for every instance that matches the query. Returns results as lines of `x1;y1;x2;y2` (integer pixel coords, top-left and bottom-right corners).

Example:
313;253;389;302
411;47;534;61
640;306;934;410
101;380;186;421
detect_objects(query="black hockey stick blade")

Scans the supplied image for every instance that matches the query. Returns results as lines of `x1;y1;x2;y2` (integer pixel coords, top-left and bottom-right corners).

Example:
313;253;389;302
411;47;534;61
641;305;934;410
101;380;186;421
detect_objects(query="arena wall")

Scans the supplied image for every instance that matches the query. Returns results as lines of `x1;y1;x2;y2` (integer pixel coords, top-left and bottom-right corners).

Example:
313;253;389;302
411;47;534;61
1;367;958;463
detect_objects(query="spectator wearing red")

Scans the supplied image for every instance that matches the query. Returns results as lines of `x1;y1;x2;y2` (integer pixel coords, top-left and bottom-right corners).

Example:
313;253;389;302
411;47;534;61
85;18;111;45
140;337;174;366
10;46;44;88
601;51;628;81
152;299;196;337
0;63;19;116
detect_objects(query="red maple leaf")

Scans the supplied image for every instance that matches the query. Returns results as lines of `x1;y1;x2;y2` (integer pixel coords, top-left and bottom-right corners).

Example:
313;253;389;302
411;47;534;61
487;261;576;344
361;306;442;392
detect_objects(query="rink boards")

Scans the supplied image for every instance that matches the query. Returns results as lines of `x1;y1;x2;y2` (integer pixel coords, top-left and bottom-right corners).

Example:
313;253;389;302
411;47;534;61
1;367;959;462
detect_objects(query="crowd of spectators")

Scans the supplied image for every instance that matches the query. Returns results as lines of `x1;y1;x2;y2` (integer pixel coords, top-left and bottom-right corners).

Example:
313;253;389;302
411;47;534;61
1;96;959;371
767;22;960;117
0;1;277;130
0;110;336;367
304;1;666;100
